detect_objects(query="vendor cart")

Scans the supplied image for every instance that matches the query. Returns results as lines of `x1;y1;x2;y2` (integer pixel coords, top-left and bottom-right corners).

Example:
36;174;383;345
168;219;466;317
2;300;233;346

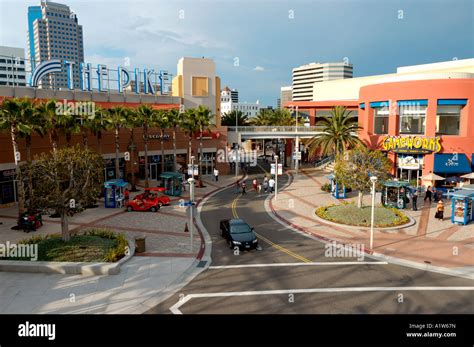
449;190;474;225
381;180;410;209
104;179;128;208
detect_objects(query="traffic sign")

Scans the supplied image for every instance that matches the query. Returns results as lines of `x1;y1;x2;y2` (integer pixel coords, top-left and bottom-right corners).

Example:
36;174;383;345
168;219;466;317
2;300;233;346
187;164;199;176
271;163;283;175
179;200;195;207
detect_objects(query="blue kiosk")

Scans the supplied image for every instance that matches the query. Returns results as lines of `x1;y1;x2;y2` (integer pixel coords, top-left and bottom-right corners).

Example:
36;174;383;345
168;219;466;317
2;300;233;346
450;189;474;225
104;179;128;208
327;174;346;199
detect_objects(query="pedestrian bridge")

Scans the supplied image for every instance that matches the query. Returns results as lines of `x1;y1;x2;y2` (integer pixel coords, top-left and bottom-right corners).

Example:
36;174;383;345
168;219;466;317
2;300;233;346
227;126;324;139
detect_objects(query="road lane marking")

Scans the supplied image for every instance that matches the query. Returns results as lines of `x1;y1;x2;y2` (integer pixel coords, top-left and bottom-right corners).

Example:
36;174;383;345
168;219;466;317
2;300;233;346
231;194;312;263
209;261;388;269
170;286;474;314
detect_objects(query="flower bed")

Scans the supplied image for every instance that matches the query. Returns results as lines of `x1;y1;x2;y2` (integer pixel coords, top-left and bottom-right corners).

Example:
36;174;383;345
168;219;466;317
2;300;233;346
315;202;409;227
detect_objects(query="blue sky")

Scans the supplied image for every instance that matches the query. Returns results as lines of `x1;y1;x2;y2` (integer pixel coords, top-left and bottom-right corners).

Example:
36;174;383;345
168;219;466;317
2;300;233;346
0;0;473;106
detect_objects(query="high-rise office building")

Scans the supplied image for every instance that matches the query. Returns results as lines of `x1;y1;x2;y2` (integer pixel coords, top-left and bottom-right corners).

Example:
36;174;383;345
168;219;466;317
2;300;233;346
292;62;353;101
221;87;261;118
0;46;27;86
279;85;293;108
27;1;84;89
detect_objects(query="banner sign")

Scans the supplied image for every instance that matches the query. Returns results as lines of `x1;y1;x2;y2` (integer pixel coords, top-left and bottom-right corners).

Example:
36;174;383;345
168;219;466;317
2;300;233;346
382;136;441;154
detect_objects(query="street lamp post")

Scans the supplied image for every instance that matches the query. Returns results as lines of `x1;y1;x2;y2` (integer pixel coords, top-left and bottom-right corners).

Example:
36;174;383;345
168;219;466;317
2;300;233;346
369;176;378;251
274;155;279;200
235;113;239;177
295;106;299;175
188;155;196;252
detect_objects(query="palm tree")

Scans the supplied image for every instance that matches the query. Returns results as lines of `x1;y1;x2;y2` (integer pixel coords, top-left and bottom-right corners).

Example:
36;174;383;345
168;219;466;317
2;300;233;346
89;107;107;155
0;98;33;216
136;105;156;188
153;109;170;174
35;99;60;152
182;108;199;171
166;108;183;171
124;108;140;191
194;106;213;184
106;106;128;180
306;106;362;157
251;109;273;126
18;99;44;210
221;110;249;126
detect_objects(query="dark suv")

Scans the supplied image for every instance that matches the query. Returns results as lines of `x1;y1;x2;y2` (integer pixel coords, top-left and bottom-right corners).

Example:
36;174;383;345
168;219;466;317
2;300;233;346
219;219;259;250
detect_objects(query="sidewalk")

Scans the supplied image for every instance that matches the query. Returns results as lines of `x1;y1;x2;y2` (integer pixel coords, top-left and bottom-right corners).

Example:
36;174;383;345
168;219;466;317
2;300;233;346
0;174;239;314
270;168;474;277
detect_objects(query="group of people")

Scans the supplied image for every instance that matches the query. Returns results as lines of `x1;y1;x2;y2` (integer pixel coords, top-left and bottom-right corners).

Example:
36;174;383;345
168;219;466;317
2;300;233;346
237;176;276;195
409;185;445;221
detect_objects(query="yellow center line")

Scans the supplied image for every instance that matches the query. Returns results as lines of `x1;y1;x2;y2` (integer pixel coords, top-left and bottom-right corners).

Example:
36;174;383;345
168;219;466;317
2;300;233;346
231;194;312;263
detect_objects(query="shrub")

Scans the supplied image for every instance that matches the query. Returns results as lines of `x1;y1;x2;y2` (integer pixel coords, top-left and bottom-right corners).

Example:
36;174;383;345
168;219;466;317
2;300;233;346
321;183;331;192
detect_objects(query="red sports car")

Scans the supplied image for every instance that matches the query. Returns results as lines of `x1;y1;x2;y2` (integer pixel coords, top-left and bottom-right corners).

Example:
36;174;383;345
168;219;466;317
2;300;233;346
125;187;170;212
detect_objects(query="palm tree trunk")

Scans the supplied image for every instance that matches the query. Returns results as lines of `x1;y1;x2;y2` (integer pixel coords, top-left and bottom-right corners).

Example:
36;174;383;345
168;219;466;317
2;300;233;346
173;127;177;171
115;126;120;179
144;123;149;188
199;126;203;183
129;129;137;191
160;129;165;174
82;127;88;148
50;131;58;153
26;135;33;210
11;129;25;216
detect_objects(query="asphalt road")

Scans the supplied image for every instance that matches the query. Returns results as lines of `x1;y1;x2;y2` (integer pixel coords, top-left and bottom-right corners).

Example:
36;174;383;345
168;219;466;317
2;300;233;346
147;163;474;314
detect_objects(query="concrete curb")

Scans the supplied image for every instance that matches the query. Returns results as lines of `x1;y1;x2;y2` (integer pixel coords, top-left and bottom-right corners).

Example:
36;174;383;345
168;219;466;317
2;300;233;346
135;175;246;313
266;172;474;281
0;239;135;275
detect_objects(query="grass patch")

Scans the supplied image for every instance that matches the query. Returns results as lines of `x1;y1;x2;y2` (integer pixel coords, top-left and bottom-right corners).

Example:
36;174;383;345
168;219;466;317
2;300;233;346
316;202;409;227
1;228;128;262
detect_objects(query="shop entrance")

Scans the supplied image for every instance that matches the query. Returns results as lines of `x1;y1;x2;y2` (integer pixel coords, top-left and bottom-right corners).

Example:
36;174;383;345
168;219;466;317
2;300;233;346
200;152;215;175
149;163;159;180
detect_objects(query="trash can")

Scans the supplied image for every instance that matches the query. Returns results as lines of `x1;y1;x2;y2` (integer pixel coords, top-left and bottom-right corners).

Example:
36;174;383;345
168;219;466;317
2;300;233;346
135;236;146;253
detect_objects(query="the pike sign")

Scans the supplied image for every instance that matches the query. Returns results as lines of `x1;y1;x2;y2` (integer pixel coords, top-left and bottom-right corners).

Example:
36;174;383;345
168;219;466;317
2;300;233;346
29;59;169;95
382;135;442;154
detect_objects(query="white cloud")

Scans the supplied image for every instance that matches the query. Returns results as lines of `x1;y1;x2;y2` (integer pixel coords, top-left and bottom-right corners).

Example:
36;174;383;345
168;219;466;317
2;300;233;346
253;66;265;72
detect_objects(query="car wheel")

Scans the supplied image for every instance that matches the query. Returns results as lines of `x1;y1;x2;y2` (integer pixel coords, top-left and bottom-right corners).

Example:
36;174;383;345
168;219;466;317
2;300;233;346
150;206;157;212
127;206;133;212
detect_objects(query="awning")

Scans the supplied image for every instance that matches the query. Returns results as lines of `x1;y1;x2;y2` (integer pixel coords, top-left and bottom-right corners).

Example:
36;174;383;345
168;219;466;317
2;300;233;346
438;99;467;106
433;153;471;174
397;99;428;107
369;101;389;108
359;103;365;110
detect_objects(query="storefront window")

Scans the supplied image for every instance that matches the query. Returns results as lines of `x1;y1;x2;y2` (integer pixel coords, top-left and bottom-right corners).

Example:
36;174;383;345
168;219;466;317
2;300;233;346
399;105;426;134
374;107;389;134
436;105;461;135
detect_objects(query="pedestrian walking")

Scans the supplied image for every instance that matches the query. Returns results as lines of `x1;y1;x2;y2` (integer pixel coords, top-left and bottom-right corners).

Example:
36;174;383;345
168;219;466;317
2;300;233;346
124;189;130;204
241;181;247;195
435;200;444;220
412;190;418;211
257;183;262;193
268;177;275;194
424;186;432;205
213;168;219;182
253;178;258;192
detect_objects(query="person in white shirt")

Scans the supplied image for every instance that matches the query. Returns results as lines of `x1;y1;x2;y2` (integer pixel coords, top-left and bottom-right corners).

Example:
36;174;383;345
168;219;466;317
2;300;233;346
268;178;275;193
213;168;219;182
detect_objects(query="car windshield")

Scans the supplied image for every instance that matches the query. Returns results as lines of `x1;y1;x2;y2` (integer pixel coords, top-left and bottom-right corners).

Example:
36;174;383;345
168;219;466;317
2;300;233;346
231;224;252;234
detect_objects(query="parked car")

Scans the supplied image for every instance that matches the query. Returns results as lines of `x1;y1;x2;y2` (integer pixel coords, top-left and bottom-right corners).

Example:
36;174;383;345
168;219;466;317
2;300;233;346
219;218;259;250
125;197;161;212
134;187;170;208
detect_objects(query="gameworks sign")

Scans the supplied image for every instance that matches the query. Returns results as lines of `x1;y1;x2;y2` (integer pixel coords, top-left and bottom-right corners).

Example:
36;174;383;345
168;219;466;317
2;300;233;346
382;136;441;154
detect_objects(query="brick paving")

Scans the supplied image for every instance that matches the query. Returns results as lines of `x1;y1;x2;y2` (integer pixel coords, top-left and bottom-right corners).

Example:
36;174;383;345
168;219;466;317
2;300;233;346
271;169;474;269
